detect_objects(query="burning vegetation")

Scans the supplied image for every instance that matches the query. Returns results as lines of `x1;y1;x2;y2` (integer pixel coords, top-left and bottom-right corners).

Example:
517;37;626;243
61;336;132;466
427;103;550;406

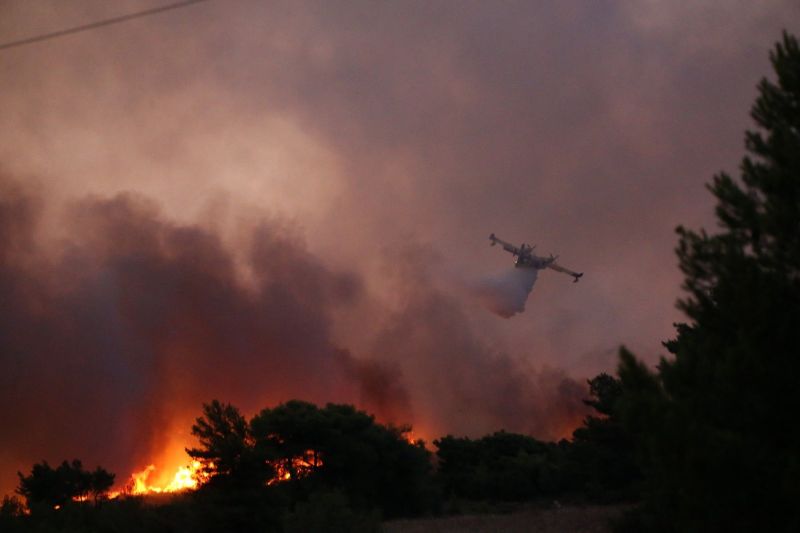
1;367;656;531
1;29;797;533
9;381;637;525
9;399;435;526
268;450;323;486
3;375;643;531
110;461;211;498
17;452;322;513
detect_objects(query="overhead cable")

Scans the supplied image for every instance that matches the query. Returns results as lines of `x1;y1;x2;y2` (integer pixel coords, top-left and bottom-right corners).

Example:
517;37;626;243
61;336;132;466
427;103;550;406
0;0;210;52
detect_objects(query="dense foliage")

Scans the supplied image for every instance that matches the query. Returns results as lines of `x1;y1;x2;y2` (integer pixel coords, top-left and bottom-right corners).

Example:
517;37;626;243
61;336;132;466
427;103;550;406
4;389;638;531
186;399;437;518
616;32;800;533
567;374;640;502
16;460;114;511
435;373;639;505
435;431;562;501
186;399;269;489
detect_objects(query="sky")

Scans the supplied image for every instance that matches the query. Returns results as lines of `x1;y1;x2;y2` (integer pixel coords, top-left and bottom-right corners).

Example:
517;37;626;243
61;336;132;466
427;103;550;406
1;0;798;496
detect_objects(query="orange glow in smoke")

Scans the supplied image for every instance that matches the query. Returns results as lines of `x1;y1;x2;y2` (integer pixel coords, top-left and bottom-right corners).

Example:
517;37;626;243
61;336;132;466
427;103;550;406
404;430;423;445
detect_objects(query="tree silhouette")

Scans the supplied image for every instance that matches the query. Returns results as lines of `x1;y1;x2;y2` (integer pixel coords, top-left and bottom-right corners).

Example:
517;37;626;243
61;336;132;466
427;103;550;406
186;399;269;488
617;33;800;533
16;459;114;512
251;401;435;518
250;400;329;484
435;431;558;501
582;373;622;416
89;467;115;506
185;399;435;517
567;373;640;502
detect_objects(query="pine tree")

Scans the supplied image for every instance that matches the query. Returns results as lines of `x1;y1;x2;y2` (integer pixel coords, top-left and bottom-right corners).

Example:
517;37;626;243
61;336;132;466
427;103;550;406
617;33;800;533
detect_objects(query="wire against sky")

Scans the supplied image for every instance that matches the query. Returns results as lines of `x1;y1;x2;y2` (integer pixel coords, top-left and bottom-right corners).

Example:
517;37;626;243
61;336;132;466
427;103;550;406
0;0;211;52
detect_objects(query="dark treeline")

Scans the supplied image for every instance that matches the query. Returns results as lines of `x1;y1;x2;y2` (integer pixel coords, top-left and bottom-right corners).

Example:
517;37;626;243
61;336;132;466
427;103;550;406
436;372;638;506
16;460;114;511
2;384;637;532
612;32;800;533
3;30;799;533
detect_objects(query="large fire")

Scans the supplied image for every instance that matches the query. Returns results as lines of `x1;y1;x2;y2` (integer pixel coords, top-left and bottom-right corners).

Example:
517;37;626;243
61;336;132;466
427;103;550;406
103;451;323;499
108;460;210;499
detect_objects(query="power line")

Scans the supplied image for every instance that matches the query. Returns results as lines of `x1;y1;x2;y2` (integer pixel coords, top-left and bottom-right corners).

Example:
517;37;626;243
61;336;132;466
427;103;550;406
0;0;211;52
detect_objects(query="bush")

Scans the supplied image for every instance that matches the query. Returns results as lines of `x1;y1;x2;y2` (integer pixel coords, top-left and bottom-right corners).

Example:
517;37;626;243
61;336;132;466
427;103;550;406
283;490;381;533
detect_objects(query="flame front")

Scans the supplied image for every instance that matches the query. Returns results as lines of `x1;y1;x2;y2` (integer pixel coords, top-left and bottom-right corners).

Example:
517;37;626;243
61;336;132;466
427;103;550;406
109;460;210;498
103;450;321;498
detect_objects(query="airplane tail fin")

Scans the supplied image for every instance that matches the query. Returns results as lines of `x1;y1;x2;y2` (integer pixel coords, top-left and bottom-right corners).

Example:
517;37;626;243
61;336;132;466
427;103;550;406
489;233;497;245
573;273;583;283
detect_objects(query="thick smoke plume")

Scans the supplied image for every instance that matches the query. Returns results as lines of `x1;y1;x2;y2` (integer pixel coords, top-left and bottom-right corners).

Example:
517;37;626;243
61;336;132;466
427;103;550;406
470;268;539;318
0;176;590;497
1;0;795;501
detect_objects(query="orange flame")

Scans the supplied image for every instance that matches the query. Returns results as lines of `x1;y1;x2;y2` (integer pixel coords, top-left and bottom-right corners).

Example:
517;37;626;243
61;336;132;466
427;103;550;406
108;460;210;498
102;449;323;497
267;450;322;486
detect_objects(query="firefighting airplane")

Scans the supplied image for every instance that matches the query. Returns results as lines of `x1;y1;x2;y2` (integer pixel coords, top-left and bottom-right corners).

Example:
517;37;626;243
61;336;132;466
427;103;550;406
489;233;584;282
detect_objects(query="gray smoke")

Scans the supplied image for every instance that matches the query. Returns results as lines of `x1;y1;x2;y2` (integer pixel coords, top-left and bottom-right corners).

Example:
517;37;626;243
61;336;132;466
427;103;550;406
0;176;592;497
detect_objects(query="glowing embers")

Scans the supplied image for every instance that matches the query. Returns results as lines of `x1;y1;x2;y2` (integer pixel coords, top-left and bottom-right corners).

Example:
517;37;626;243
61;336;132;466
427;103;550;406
267;450;322;486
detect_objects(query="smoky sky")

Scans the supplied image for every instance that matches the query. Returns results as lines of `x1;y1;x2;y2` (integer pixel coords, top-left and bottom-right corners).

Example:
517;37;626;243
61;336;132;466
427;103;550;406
1;0;798;495
0;181;362;490
0;177;589;495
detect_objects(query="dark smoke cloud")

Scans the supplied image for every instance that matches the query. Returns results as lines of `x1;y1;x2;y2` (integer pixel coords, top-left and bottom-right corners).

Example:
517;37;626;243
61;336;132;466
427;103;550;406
368;246;588;440
0;177;364;493
0;176;589;495
2;0;796;497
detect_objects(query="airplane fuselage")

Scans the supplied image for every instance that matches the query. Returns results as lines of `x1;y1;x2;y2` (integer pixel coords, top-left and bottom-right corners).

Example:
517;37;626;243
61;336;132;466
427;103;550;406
514;254;551;269
490;233;583;282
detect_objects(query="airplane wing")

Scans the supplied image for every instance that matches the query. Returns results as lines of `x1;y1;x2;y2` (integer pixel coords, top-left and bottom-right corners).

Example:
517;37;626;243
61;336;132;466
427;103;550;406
489;233;521;255
546;262;584;283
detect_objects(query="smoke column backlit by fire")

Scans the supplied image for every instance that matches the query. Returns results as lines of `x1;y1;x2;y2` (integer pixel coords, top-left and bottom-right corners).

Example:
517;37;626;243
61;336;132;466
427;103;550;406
1;0;795;501
0;178;590;498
